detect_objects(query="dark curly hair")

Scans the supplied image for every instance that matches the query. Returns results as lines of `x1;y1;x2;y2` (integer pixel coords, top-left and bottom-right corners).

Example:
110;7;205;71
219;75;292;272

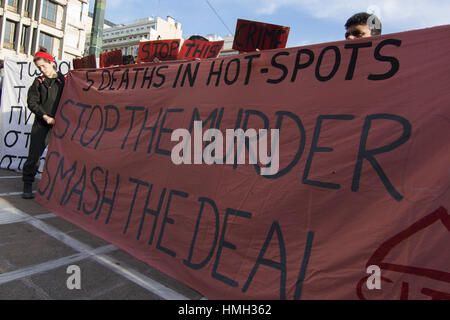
187;35;209;41
345;12;382;36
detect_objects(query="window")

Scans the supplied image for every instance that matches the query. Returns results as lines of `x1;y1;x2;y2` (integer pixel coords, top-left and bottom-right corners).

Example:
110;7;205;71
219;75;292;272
42;0;57;25
35;1;40;20
21;25;30;53
80;2;84;21
31;28;38;53
7;0;19;12
39;32;54;53
24;0;32;17
4;20;17;49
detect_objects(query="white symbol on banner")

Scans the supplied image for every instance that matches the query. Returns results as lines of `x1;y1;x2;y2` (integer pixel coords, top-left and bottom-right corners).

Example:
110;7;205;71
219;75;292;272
367;5;382;31
66;265;81;290
366;265;381;290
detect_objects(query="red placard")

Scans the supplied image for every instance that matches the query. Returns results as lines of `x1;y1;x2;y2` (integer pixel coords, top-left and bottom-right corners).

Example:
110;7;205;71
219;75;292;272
137;39;181;63
177;40;224;60
73;54;96;69
99;50;123;68
232;19;290;52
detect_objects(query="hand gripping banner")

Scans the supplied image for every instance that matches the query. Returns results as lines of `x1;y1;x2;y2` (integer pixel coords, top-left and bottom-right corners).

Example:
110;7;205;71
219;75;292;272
35;25;450;299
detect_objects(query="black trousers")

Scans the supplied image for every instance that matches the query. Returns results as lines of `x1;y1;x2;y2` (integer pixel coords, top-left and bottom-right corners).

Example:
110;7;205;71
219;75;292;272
22;121;51;184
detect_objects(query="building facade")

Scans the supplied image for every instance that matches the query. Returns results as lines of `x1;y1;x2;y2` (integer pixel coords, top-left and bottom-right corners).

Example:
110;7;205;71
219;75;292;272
0;0;89;62
83;10;115;56
102;16;182;57
204;33;237;56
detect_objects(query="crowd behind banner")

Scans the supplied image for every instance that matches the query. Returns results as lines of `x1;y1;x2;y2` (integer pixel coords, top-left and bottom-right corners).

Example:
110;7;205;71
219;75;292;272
1;18;290;173
73;19;290;69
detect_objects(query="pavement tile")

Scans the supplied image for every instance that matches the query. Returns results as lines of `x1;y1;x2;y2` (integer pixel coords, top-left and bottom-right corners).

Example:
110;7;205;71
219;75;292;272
42;217;111;249
0;223;78;272
0;195;50;216
0;279;51;300
0;177;23;194
0;170;22;177
108;250;203;300
26;258;161;300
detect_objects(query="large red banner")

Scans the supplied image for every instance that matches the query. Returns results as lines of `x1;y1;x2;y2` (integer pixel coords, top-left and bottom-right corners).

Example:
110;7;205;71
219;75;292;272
36;25;450;300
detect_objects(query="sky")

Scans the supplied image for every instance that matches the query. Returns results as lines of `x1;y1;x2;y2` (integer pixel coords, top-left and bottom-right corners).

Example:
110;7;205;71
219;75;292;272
89;0;450;47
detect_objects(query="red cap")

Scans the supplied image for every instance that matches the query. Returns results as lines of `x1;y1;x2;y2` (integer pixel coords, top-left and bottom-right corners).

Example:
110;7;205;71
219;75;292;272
35;51;54;63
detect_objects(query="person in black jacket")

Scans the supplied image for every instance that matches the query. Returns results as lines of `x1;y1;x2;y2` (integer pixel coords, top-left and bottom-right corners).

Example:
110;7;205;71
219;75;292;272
22;48;65;199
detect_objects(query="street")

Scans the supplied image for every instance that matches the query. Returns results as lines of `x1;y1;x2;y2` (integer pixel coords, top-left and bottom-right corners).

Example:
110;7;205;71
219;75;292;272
0;168;204;300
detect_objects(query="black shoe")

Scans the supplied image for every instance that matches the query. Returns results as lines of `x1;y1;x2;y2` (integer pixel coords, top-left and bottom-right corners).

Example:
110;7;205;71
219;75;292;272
22;183;34;199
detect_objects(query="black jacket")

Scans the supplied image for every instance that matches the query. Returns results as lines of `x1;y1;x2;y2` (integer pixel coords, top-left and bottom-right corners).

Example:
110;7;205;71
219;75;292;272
27;72;65;126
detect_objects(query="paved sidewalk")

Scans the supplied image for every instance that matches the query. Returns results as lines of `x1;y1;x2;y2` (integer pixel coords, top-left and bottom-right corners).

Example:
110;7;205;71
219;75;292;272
0;168;204;300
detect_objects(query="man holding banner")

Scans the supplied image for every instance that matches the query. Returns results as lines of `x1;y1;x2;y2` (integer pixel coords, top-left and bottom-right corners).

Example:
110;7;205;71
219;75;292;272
22;48;65;199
